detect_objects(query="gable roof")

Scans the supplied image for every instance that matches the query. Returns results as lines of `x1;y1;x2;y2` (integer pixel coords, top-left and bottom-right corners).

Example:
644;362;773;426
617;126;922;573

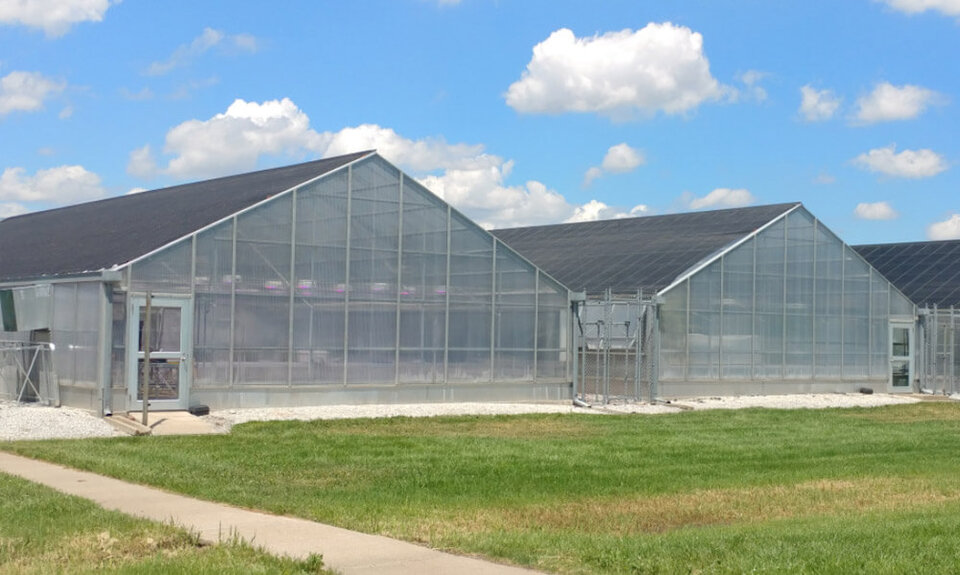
855;239;960;308
492;202;800;295
0;151;372;283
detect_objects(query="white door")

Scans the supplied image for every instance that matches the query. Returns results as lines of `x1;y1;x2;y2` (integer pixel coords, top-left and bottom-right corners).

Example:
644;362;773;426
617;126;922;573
128;297;192;410
889;322;914;391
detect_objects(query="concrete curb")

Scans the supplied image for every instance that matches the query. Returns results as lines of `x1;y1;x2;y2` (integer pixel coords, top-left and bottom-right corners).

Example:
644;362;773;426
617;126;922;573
0;452;542;575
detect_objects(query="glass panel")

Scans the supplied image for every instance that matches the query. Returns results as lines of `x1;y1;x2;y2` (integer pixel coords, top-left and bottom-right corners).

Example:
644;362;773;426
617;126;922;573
842;247;871;379
233;194;293;385
688;260;720;380
659;281;687;381
138;306;181;353
721;239;753;379
892;327;910;357
537;272;568;379
448;212;493;381
130;238;192;294
292;169;348;385
891;360;910;387
785;210;815;379
890;289;915;317
814;222;843;378
136;359;180;400
754;220;784;378
194;219;234;387
495;246;536;380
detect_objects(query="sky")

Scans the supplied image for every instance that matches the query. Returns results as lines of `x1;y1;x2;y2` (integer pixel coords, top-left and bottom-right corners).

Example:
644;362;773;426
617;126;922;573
0;0;958;245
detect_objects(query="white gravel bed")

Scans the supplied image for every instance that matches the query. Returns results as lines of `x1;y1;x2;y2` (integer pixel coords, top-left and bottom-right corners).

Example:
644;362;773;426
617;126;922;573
666;393;921;411
0;393;931;440
0;399;121;441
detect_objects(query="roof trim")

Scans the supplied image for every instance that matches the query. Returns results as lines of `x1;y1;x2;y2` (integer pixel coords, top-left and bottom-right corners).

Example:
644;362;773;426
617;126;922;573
656;203;802;296
113;151;375;273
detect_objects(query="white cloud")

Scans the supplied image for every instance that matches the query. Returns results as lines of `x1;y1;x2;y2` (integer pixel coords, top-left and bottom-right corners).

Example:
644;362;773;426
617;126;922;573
877;0;960;16
0;71;65;116
0;0;112;37
147;28;259;76
928;214;960;240
799;85;841;122
854;82;940;124
565;200;649;223
854;201;898;220
738;70;768;102
685;188;755;210
127;144;158;178
853;145;948;178
584;143;645;186
0;165;105;205
813;172;836;185
125;187;148;195
505;24;725;119
0;202;28;219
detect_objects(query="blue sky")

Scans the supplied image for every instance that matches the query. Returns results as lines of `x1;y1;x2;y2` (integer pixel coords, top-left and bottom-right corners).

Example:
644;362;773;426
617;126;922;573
0;0;957;244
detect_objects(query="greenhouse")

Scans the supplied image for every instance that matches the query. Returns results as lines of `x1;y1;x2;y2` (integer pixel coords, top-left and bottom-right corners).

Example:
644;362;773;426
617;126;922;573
0;151;571;413
495;203;918;400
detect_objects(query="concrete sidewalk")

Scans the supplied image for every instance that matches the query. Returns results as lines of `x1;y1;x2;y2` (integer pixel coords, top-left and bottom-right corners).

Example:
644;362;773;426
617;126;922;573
0;452;541;575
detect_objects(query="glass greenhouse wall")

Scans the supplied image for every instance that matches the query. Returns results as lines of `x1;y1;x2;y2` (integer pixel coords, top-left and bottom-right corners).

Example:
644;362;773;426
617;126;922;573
119;155;570;408
658;207;916;393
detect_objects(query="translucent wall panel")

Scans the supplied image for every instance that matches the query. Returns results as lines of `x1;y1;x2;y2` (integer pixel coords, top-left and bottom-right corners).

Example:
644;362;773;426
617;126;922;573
784;209;815;378
659;279;687;380
688;260;721;379
494;245;536;380
110;292;126;390
814;224;843;378
193;220;233;386
233;195;292;385
448;212;493;381
292;169;348;384
754;220;784;378
398;179;447;382
721;238;754;379
890;288;915;317
346;157;400;384
50;283;101;389
130;238;192;294
870;271;890;377
537;272;568;379
842;248;871;378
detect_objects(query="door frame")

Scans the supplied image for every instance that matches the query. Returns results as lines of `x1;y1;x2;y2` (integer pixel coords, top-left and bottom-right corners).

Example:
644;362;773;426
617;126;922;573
127;295;193;411
889;321;914;392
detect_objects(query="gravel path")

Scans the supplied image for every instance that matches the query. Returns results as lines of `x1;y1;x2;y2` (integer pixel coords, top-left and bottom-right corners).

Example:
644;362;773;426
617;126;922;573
0;400;120;441
0;393;929;440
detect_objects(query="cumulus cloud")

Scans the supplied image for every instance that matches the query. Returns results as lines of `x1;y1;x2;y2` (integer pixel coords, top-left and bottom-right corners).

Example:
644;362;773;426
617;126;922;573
0;71;65;116
505;24;725;119
852;145;947;178
799;85;841;122
854;82;941;124
0;165;105;206
147;28;259;76
127;144;158;178
0;0;113;37
877;0;960;16
0;203;28;219
583;143;645;186
928;214;960;240
684;188;755;210
854;201;898;220
565;200;649;223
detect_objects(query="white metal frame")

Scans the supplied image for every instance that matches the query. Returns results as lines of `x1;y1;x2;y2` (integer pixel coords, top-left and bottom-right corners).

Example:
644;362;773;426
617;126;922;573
126;296;194;410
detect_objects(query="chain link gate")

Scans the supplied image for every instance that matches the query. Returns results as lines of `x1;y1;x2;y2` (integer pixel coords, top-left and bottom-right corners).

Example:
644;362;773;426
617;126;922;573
575;290;659;405
919;305;960;395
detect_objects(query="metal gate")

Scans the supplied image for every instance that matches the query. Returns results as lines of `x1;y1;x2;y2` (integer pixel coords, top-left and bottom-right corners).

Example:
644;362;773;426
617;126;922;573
575;290;659;404
0;340;58;405
918;305;960;394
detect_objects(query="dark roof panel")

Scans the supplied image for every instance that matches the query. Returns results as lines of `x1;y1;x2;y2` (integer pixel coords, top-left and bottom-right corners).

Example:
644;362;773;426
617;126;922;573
493;203;799;295
0;151;372;282
854;239;960;307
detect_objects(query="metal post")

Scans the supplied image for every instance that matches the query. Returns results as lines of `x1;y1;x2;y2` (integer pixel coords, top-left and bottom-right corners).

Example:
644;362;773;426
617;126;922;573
141;292;152;427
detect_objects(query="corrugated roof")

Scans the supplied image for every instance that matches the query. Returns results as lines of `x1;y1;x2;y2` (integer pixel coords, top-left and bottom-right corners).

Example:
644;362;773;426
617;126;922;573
0;151;372;282
492;202;799;295
855;240;960;308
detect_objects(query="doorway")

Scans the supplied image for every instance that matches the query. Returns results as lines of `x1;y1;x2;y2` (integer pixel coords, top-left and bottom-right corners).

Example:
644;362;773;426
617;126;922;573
890;322;914;391
127;296;192;410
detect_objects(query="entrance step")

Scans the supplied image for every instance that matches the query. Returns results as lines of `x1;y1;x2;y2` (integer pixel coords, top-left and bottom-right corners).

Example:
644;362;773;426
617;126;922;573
117;411;225;436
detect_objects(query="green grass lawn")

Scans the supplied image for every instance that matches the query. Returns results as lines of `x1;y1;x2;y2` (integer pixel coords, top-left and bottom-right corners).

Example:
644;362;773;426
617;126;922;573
6;402;960;573
0;472;330;574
